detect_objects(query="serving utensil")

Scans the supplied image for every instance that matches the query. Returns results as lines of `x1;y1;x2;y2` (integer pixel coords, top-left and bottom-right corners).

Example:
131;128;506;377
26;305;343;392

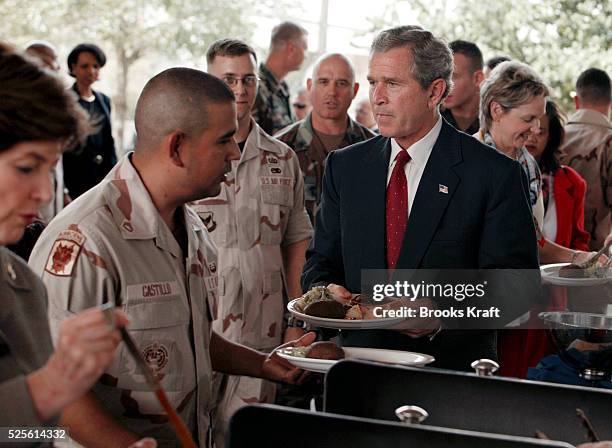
583;241;612;266
119;327;197;448
560;242;612;278
100;302;196;447
534;430;550;440
576;408;600;443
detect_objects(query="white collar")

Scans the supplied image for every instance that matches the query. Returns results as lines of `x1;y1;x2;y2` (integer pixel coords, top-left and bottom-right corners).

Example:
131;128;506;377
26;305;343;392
390;114;442;165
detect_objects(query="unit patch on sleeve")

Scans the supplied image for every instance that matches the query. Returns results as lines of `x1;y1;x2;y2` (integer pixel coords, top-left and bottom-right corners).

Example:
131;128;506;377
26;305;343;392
44;229;86;277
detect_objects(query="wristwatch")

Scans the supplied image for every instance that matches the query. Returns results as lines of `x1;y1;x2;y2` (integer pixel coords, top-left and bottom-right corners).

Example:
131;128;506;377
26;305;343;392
286;316;307;328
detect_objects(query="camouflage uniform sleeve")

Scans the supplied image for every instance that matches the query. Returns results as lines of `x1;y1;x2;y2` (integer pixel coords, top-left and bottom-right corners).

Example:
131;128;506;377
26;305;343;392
252;85;271;135
282;149;313;246
603;138;611;208
28;224;117;343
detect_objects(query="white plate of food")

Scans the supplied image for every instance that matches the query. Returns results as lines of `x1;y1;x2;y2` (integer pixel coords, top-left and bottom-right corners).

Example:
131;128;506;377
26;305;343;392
541;263;611;287
277;343;435;373
288;286;405;329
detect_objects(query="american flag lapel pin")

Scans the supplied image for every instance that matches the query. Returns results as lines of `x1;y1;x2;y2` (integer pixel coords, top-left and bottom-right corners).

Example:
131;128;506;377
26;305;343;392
438;184;448;194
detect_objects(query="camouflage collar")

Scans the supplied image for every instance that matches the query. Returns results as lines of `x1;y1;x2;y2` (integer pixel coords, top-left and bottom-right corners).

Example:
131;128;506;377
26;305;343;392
568;109;612;130
291;113;368;153
259;63;290;97
104;153;204;243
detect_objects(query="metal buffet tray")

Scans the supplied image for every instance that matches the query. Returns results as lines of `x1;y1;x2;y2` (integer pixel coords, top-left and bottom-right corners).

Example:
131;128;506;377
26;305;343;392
227;404;572;448
540;311;612;380
324;360;612;446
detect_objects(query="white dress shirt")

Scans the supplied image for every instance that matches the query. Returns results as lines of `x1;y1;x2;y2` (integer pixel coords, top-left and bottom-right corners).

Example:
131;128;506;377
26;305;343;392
387;115;442;217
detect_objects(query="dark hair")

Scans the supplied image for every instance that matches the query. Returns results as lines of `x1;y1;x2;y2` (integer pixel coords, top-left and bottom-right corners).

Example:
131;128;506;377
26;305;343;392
270;21;307;50
371;25;453;101
134;67;235;145
539;100;565;174
576;68;611;106
67;43;106;77
485;55;511;71
206;38;257;65
0;42;90;151
449;40;483;73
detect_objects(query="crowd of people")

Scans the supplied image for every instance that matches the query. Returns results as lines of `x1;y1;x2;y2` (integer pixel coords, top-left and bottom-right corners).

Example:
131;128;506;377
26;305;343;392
0;19;610;448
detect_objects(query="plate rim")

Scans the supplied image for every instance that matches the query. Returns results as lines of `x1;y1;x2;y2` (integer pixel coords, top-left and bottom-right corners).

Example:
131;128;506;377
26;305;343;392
276;346;435;373
343;346;435;365
540;262;610;285
287;298;405;329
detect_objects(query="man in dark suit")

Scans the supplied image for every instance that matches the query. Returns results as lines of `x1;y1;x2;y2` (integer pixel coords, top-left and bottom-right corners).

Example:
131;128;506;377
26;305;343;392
301;26;540;371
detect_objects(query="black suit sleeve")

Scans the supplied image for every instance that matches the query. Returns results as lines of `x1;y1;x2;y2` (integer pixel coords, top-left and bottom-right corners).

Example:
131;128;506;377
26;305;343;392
466;159;540;328
301;151;346;291
479;160;539;269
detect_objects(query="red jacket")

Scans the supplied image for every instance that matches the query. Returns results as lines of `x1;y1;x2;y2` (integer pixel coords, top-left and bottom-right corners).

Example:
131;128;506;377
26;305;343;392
550;165;590;251
499;165;590;378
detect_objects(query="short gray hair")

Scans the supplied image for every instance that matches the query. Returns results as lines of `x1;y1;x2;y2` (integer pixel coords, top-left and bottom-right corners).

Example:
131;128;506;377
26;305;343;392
270;21;307;51
479;61;550;133
370;25;453;100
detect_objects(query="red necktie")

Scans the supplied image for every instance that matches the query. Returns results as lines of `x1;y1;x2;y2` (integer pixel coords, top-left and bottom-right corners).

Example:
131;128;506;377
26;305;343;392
386;150;410;270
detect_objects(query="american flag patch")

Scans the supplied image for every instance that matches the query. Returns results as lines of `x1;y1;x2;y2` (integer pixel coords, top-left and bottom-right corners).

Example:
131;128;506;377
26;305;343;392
438;184;448;194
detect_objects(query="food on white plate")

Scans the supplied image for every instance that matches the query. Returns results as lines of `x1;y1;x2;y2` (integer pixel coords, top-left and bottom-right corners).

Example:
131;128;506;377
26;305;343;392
290;341;346;360
307;341;346;360
558;263;598;279
345;304;364;320
294;286;370;320
293;286;333;313
304;300;346;319
559;243;612;279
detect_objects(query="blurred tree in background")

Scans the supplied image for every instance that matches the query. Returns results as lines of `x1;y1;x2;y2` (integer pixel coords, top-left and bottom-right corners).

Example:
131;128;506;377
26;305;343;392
363;0;611;113
0;0;292;150
1;0;609;148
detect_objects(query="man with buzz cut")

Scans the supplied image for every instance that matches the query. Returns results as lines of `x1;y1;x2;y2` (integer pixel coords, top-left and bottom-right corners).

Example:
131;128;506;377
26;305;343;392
275;53;375;221
253;21;309;135
561;68;611;251
29;67;313;448
194;38;312;446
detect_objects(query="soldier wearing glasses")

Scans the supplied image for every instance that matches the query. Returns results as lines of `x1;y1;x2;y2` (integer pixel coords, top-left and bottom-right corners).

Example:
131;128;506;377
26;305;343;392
194;39;312;447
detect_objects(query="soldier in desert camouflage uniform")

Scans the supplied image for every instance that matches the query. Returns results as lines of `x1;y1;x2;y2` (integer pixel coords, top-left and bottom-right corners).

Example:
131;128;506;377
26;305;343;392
29;68;311;448
252;21;308;135
193;39;312;447
275;53;375;221
561;68;611;251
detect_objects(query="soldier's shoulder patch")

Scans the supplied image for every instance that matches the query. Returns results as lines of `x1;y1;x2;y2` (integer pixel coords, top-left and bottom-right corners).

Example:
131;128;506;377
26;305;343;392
44;229;86;277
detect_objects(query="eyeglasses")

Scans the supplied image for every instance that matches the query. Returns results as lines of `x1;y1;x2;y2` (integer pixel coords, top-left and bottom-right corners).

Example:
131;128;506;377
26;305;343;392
222;75;259;87
293;102;307;109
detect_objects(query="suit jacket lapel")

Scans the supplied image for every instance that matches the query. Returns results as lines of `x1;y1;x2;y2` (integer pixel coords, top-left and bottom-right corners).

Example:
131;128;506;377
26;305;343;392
93;90;111;121
356;137;391;269
71;84;111;121
396;122;462;268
